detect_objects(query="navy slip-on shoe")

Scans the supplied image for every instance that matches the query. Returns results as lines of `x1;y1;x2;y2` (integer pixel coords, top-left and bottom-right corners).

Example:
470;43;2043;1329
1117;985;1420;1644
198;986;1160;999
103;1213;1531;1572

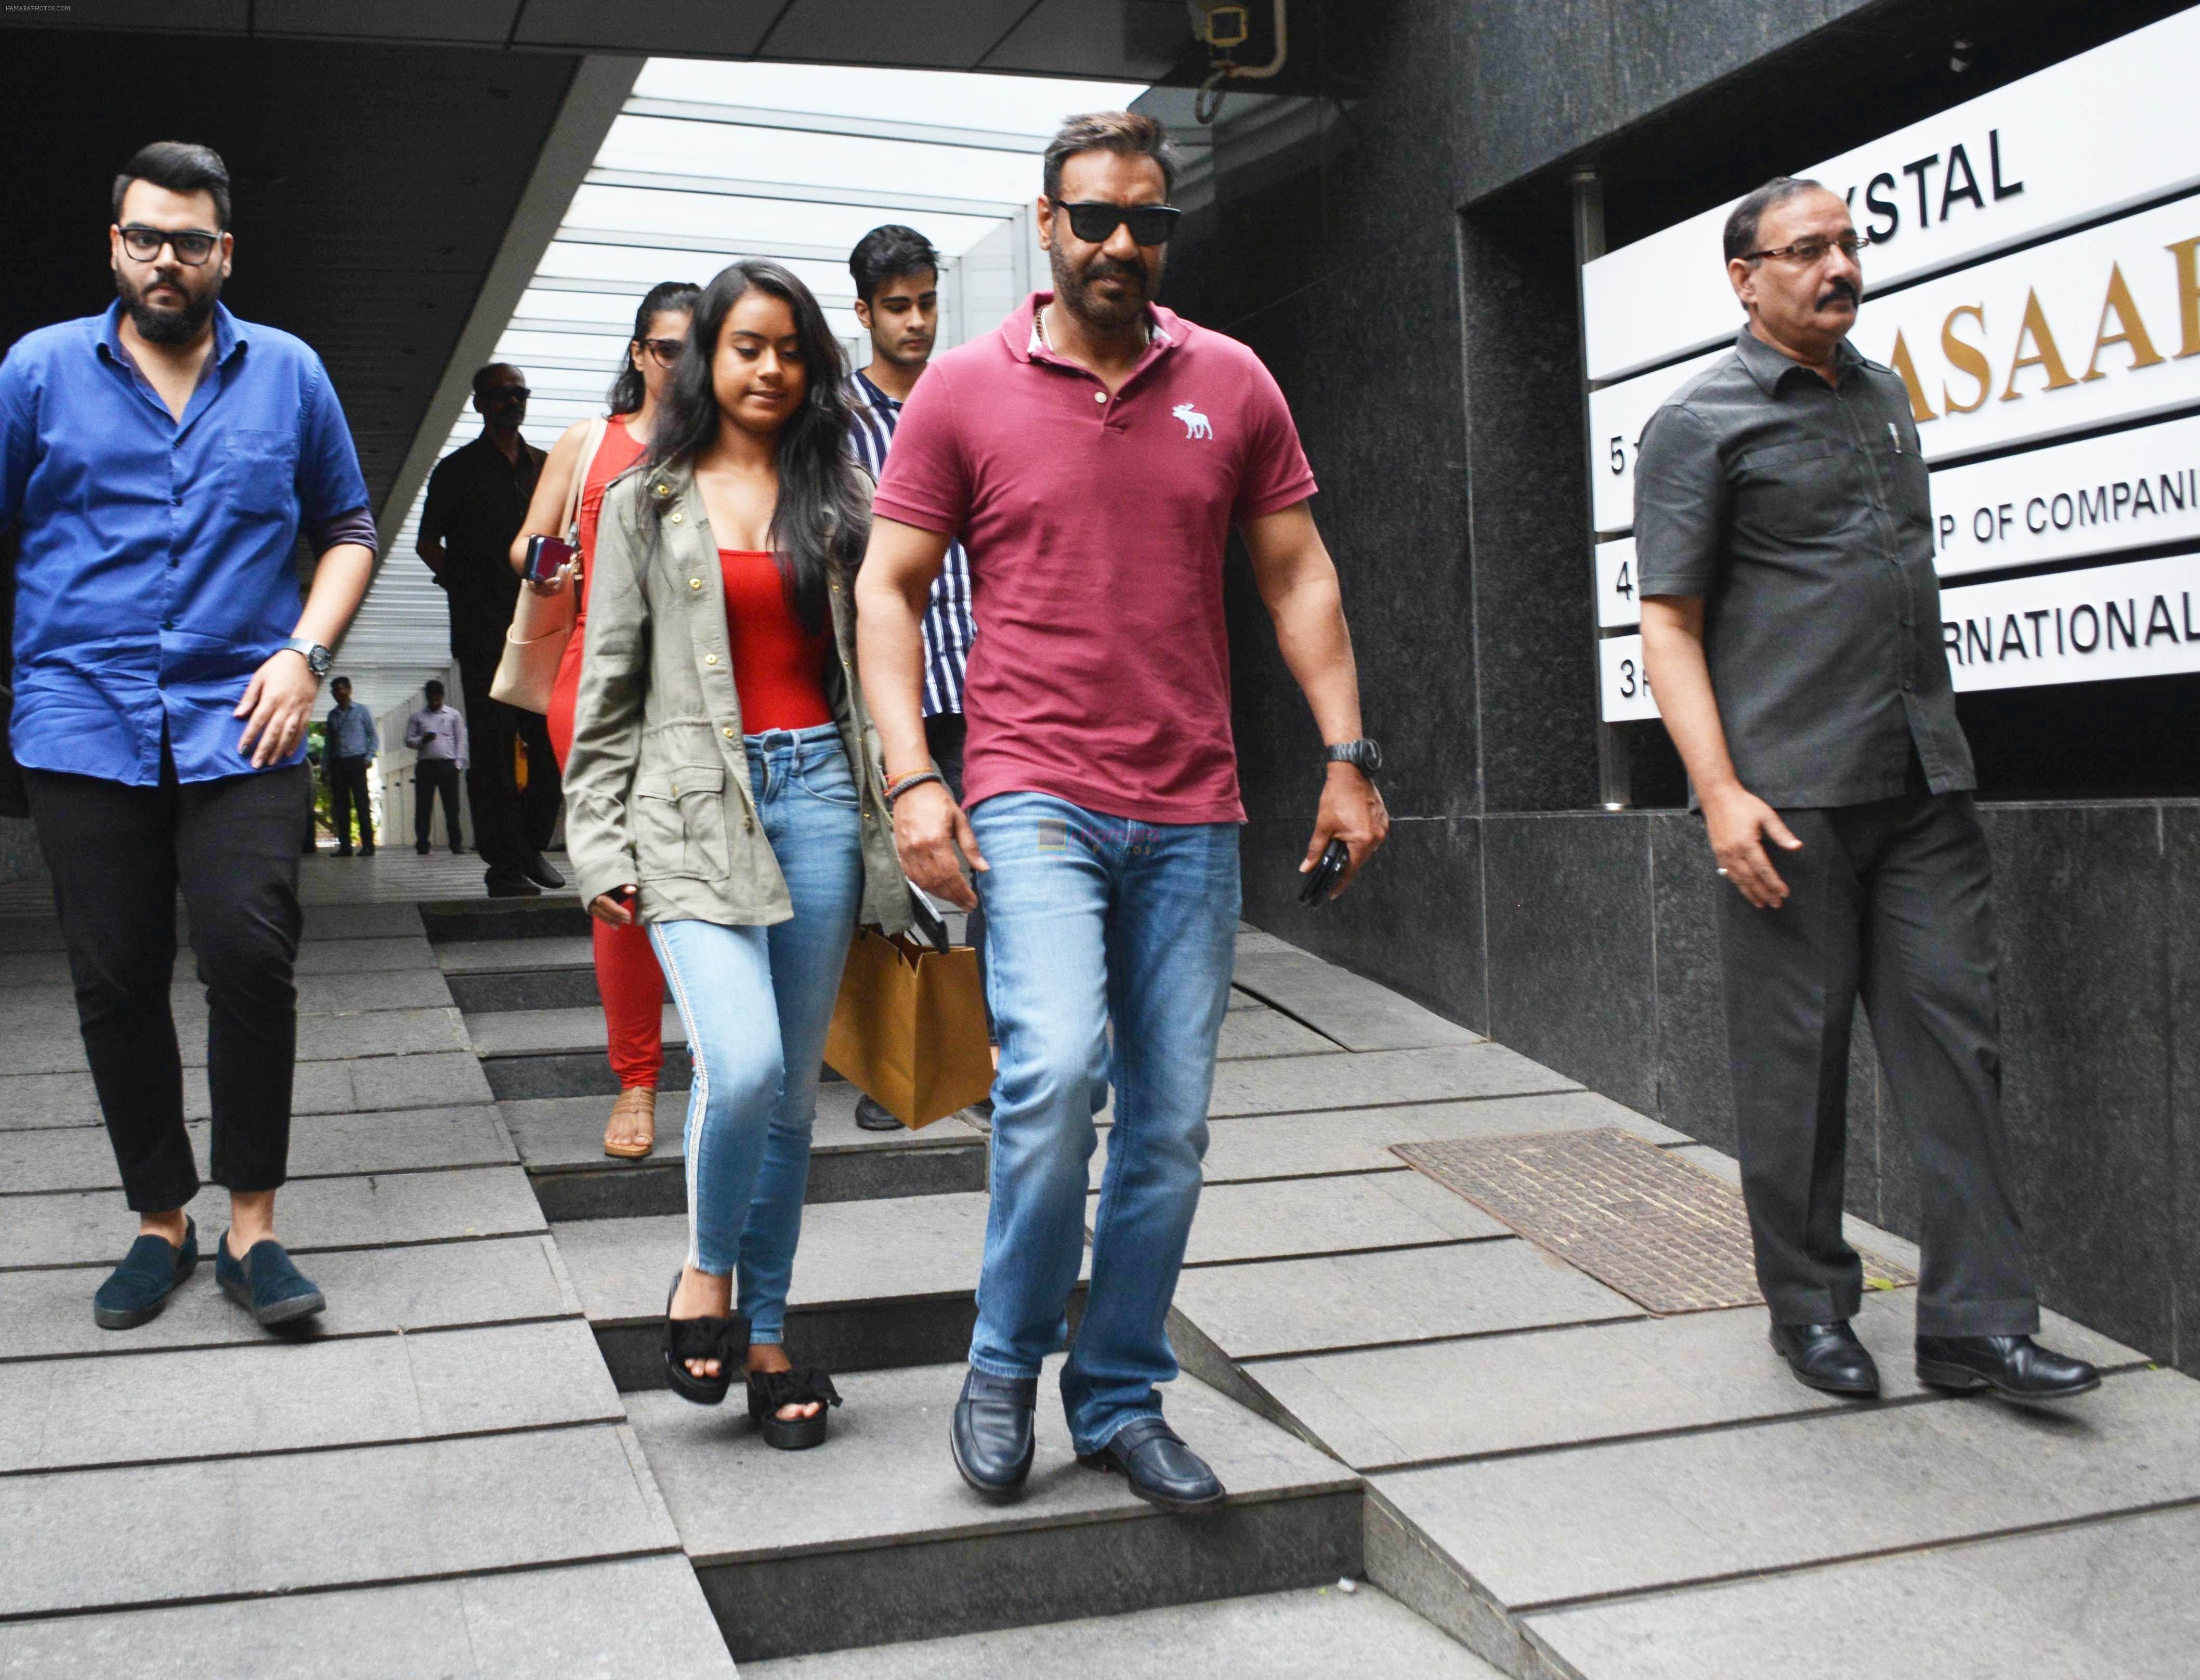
1078;1414;1226;1513
215;1230;326;1328
93;1217;199;1330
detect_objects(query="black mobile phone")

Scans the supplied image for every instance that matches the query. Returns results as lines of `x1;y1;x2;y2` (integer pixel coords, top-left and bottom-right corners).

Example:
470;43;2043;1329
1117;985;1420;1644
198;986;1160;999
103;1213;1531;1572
524;533;575;583
1298;839;1351;907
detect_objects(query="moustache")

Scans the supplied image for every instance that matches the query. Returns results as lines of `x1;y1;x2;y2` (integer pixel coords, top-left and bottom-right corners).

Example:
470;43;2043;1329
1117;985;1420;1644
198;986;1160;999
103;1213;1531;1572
1817;279;1860;309
1082;258;1147;287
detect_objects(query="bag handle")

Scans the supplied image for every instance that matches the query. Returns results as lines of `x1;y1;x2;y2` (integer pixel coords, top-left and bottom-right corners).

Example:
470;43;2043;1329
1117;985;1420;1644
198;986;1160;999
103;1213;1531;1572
563;416;610;547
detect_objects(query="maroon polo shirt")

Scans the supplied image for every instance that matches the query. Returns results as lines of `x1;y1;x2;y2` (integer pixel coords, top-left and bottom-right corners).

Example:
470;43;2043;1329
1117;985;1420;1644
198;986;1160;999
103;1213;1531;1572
872;293;1317;825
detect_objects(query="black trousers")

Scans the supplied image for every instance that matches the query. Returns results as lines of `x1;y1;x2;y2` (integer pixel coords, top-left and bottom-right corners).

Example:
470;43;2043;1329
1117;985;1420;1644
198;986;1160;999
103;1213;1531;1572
415;757;464;849
24;758;307;1211
1717;769;2039;1338
328;753;373;850
452;622;561;876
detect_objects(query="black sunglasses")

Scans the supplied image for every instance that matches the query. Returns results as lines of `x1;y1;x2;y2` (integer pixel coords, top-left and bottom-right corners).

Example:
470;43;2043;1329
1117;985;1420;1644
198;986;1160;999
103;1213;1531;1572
118;224;221;266
1050;200;1181;246
481;386;531;403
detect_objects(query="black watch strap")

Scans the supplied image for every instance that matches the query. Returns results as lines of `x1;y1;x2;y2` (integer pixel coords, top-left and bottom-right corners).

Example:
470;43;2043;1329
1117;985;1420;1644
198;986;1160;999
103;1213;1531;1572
1325;738;1382;776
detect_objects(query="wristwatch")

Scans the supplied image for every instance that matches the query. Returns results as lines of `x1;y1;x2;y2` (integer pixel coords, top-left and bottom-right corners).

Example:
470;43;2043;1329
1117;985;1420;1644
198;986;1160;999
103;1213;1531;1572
281;636;333;678
1325;738;1382;777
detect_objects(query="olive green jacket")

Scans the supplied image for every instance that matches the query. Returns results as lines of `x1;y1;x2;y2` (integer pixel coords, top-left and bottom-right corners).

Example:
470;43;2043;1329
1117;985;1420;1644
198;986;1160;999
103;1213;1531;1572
561;458;908;933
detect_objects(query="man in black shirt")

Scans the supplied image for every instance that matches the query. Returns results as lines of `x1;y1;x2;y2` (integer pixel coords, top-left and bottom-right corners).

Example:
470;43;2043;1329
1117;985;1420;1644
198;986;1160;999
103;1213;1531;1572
1636;178;2096;1406
418;363;562;897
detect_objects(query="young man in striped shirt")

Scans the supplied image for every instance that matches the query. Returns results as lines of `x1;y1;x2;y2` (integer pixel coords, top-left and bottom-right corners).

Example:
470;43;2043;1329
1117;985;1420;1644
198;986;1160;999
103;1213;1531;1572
843;224;985;1132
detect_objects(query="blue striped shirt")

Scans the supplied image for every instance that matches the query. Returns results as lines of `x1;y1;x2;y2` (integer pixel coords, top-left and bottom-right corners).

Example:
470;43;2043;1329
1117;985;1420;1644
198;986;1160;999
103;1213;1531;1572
844;370;972;717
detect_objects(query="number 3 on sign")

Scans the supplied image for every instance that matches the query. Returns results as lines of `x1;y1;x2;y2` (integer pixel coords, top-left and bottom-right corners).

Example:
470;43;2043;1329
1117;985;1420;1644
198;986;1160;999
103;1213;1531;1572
1599;633;1660;722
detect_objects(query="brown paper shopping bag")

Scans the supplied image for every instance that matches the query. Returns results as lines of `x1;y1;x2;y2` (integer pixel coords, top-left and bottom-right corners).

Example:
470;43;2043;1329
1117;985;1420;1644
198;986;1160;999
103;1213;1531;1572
824;927;993;1128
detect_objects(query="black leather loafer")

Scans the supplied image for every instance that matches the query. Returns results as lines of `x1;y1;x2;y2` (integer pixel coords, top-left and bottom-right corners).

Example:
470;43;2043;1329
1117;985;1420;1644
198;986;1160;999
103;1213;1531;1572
950;1369;1037;1501
1916;1334;2101;1401
1078;1415;1225;1513
1769;1320;1881;1397
94;1217;198;1329
524;852;565;889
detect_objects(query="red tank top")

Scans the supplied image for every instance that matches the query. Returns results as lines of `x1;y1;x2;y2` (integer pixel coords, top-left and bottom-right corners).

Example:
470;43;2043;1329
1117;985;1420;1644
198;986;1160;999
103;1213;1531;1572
720;549;832;731
573;419;650;616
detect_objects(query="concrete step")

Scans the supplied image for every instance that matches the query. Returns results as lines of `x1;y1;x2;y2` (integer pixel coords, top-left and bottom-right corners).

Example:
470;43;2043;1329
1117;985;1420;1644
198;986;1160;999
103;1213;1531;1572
554;1188;1066;1384
625;1358;1363;1663
506;1083;989;1222
420;898;592;944
742;1583;1501;1678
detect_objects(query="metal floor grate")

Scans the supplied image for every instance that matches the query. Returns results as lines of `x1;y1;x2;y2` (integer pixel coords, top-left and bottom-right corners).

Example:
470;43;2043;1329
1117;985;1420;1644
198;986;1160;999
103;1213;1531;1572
1393;1128;1915;1315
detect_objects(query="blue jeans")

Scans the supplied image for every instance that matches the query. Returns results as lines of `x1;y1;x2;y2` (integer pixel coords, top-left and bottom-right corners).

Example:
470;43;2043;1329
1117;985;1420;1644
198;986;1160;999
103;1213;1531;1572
965;792;1240;1453
650;725;862;1343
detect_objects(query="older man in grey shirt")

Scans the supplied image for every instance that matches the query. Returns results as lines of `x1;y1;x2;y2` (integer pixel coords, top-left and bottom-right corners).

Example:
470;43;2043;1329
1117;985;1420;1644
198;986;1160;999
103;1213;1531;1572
1636;176;2096;1406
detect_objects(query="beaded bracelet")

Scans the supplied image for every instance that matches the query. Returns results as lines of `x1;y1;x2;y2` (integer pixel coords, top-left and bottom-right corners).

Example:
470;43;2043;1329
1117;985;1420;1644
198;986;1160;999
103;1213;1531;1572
884;769;945;807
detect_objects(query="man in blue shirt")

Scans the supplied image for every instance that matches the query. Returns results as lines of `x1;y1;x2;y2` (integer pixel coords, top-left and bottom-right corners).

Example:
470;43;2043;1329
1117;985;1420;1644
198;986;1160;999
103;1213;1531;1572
322;675;380;857
0;142;377;1333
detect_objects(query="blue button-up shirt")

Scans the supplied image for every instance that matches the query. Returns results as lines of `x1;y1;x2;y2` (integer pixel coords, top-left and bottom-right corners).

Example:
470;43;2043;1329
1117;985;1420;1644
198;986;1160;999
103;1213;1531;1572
323;700;379;761
0;301;371;785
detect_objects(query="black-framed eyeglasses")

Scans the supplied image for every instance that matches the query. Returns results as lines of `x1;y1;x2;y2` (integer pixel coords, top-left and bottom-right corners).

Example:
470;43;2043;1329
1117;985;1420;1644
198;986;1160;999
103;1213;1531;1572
1049;199;1182;246
1743;232;1868;266
638;336;686;368
118;224;221;266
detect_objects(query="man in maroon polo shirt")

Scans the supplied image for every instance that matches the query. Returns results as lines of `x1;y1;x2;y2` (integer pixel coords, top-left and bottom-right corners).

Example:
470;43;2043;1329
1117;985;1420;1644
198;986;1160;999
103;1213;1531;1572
856;111;1389;1511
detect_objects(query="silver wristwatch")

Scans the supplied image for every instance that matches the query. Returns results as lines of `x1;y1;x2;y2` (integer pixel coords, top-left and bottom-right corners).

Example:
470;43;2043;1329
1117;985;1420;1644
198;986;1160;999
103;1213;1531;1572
281;636;333;678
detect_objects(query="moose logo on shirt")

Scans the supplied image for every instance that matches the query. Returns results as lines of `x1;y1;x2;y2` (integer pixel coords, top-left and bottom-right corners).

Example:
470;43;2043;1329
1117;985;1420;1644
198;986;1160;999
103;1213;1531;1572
1172;402;1213;440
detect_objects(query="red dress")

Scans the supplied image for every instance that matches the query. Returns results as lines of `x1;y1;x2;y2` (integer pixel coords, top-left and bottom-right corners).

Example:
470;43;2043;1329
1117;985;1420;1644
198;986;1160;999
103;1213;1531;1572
548;419;662;1093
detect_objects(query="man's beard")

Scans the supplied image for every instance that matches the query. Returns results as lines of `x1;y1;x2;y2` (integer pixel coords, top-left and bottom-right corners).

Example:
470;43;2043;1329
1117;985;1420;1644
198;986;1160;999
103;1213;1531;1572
117;266;220;346
1051;244;1160;331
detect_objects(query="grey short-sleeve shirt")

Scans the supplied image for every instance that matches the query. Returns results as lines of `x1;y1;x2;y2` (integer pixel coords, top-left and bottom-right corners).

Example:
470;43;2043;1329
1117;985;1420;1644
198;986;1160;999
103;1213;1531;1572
1634;328;1975;809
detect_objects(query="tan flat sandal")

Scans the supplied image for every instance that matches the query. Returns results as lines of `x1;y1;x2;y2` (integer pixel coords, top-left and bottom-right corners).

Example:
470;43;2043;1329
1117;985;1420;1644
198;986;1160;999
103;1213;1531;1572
603;1086;658;1160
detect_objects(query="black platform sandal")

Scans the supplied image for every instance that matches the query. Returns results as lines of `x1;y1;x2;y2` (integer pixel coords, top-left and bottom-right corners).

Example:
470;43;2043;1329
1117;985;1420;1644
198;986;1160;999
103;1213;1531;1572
747;1366;843;1450
663;1274;749;1406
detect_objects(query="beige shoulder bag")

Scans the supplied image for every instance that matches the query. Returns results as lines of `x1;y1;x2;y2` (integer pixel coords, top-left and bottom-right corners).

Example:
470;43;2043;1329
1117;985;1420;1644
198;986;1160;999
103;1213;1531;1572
490;415;607;714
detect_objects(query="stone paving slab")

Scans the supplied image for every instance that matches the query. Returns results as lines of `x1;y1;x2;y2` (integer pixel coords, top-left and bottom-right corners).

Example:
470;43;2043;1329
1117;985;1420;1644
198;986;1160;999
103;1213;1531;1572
293;903;432;941
0;1105;514;1193
468;1002;688;1057
0;1234;578;1363
1095;1092;1687;1189
1172;1239;1639;1361
0;1423;679;1619
1215;1005;1341;1060
1251;1289;2145;1471
0;966;452;1026
1169;1171;1508;1266
625;1358;1355;1565
436;934;600;973
1526;1503;2200;1680
1669;1141;1928;1274
0;1318;619;1472
749;1583;1501;1678
1211;1044;1577;1119
0;1555;738;1679
1374;1366;2200;1612
4;1003;468;1074
0;936;438;992
554;1190;1058;1326
502;1082;981;1174
1234;934;1484;1053
2;1164;546;1269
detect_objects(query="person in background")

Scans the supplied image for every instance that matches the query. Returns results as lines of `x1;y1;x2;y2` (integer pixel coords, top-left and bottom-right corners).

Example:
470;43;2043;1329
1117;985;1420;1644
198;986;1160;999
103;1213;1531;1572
1635;176;2098;1405
564;261;908;1448
417;364;564;898
322;674;377;856
841;224;985;1134
404;677;467;855
0;141;376;1331
857;113;1388;1512
512;280;697;1159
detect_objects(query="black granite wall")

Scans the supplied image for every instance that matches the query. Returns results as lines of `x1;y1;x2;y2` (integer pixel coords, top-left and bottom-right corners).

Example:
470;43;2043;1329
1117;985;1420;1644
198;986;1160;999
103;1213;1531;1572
1157;0;2200;1372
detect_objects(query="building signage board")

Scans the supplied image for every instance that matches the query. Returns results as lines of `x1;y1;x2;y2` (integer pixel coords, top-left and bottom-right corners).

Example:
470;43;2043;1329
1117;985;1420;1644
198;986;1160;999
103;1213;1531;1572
1590;192;2200;534
1932;413;2200;578
1581;6;2200;382
1595;537;1640;628
1941;551;2200;690
1597;633;1659;721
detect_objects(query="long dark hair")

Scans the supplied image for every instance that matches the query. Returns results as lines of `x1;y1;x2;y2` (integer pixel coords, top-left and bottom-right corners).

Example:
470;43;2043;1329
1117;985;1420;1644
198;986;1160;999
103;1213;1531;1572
606;280;700;415
645;260;866;633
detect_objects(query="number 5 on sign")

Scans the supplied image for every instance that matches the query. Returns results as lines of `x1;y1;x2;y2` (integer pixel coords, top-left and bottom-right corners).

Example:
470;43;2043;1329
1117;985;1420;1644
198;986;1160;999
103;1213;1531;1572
1600;633;1660;721
1595;536;1640;629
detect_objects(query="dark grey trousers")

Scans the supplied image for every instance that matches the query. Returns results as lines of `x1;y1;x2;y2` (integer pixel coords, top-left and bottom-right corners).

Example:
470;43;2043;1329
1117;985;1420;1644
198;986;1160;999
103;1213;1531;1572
1716;773;2040;1338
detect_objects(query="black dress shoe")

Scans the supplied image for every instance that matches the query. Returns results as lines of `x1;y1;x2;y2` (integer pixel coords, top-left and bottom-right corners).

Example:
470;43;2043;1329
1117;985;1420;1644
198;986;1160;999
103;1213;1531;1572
950;1369;1037;1501
524;852;565;889
854;1095;902;1132
485;868;541;898
1079;1415;1225;1513
415;841;431;856
1769;1320;1881;1397
1916;1334;2101;1401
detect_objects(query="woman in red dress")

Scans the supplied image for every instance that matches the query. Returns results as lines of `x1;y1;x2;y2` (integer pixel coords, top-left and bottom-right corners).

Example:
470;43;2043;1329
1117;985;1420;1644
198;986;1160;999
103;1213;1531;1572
510;280;698;1158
